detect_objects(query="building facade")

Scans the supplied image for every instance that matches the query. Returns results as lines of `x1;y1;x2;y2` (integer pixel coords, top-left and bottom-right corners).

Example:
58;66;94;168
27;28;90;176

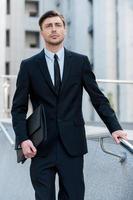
92;0;133;122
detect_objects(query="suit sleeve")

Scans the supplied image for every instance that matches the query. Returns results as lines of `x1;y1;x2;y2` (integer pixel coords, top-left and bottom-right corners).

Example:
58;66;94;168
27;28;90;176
11;61;29;149
82;56;122;134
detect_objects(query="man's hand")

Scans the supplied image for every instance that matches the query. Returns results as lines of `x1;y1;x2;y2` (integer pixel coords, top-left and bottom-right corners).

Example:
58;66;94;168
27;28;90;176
112;130;128;144
21;139;37;159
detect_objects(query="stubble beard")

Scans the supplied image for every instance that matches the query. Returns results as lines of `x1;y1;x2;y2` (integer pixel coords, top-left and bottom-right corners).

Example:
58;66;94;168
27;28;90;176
46;38;64;46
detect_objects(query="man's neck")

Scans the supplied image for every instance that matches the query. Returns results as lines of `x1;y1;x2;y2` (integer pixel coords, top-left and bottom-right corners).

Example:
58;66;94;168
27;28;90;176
45;43;63;53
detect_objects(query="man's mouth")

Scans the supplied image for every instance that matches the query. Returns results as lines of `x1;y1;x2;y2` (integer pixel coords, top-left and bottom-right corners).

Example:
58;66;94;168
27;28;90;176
50;35;59;38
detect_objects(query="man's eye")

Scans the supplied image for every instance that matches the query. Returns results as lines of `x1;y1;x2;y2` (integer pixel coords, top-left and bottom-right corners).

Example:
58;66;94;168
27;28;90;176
46;24;52;28
56;24;62;27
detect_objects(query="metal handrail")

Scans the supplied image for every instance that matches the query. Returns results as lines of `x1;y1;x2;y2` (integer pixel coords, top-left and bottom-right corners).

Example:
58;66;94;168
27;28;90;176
100;136;127;163
120;138;133;154
97;79;133;84
0;75;17;78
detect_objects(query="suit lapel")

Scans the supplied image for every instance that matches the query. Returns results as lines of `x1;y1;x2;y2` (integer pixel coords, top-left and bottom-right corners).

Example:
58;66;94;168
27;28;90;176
60;49;72;94
37;50;57;95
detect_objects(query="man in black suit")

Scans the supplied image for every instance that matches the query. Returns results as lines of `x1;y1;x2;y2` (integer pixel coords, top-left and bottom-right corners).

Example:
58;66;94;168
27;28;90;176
11;10;127;200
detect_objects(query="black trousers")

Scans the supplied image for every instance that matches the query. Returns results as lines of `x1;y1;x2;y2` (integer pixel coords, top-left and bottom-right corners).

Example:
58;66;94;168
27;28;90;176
30;137;85;200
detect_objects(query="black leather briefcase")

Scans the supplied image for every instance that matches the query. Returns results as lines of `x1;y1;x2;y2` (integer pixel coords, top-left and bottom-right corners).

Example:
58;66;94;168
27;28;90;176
16;104;47;164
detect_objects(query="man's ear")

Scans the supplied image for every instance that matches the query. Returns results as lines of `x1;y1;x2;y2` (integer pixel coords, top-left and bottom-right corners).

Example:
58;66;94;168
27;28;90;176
40;30;44;37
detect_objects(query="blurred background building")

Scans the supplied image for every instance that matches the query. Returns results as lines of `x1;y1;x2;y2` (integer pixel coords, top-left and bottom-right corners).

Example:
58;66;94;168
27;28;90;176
0;0;133;123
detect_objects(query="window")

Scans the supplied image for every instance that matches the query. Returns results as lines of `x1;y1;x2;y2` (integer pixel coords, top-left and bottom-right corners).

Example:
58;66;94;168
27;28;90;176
25;31;40;48
25;1;39;17
5;62;10;75
88;25;93;37
7;0;10;14
6;30;10;47
55;0;61;7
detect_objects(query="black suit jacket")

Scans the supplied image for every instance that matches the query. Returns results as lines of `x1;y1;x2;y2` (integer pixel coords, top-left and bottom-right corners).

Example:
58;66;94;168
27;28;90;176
11;48;122;156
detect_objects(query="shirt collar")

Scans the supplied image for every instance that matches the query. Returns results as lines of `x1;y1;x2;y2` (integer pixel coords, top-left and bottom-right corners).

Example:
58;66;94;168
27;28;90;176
44;47;64;61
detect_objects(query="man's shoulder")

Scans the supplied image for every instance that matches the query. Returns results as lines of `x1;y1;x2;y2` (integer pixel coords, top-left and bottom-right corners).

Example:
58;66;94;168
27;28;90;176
22;50;44;64
66;49;88;59
66;49;91;69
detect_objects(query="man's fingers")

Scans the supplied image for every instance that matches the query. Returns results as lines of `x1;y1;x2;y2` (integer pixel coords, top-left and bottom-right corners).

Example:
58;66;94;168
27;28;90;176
25;139;37;153
122;134;128;140
30;143;37;154
21;140;37;158
114;136;120;144
118;133;128;141
24;150;36;158
112;130;128;144
25;153;35;158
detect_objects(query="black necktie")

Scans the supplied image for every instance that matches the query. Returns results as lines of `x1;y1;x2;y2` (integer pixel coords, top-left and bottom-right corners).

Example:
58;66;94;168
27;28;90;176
54;54;61;94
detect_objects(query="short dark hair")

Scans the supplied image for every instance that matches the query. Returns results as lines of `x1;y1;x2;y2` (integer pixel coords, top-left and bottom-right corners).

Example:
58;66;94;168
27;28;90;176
39;10;65;30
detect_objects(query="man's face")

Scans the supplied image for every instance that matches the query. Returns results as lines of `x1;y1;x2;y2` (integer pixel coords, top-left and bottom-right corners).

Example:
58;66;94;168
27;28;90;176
40;16;66;46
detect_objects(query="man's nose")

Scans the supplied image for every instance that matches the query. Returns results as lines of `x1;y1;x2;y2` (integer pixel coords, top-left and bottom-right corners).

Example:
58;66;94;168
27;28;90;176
51;25;56;32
